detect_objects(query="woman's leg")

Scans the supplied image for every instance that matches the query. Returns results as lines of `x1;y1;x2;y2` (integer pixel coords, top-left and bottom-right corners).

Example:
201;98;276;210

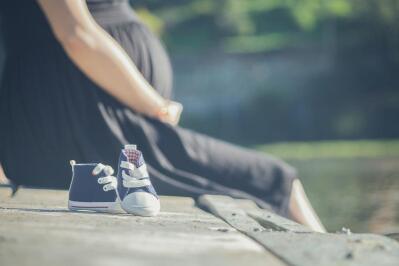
289;179;326;232
120;111;326;230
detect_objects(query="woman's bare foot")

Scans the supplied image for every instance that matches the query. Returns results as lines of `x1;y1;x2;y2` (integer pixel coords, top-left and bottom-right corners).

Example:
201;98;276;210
289;179;327;233
0;164;9;184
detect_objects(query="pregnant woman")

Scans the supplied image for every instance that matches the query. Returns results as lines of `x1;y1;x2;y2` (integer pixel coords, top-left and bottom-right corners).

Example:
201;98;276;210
0;0;325;232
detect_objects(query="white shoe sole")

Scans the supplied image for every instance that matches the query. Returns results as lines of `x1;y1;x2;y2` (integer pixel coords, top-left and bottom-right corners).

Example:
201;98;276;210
68;200;120;213
121;205;160;217
120;192;160;217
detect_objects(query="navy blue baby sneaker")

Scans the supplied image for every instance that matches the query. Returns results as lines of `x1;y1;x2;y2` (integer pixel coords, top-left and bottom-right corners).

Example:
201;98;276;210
117;145;160;216
68;145;160;216
68;161;119;213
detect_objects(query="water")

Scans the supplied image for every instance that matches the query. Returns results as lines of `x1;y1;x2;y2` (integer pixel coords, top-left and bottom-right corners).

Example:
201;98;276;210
289;157;399;233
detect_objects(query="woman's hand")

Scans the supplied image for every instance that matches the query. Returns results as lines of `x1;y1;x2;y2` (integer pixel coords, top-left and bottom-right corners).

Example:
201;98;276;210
156;101;183;126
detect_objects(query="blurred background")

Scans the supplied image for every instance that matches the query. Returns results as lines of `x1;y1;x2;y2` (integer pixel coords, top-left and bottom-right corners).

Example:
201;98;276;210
128;0;399;234
1;0;398;234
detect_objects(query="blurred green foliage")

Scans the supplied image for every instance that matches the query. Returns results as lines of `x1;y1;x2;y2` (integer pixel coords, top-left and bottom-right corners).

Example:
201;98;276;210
131;0;399;143
132;0;399;54
130;2;399;232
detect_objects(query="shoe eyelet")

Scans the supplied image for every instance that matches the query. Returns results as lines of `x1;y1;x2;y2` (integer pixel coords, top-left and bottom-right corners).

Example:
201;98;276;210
103;186;108;191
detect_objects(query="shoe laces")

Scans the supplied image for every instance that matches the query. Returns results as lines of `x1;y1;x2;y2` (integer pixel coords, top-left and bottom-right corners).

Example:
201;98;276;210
92;163;118;192
120;161;151;188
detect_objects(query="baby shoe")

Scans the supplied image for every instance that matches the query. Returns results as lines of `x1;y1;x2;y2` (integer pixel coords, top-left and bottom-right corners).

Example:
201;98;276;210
68;161;119;213
117;145;160;216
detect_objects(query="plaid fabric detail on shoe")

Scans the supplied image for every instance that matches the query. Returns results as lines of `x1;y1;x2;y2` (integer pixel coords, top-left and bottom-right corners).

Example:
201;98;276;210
123;149;145;168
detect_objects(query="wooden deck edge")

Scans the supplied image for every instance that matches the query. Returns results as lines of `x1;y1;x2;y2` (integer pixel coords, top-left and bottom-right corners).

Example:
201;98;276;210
198;195;265;233
198;194;399;266
233;198;314;233
198;195;311;233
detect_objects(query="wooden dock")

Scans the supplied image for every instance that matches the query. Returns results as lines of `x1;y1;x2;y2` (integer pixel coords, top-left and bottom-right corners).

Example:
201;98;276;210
1;186;398;266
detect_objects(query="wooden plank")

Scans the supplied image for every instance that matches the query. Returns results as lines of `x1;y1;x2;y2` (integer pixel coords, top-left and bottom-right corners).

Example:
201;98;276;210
198;194;265;234
385;232;399;241
198;195;399;266
234;198;313;233
255;231;399;266
0;187;285;266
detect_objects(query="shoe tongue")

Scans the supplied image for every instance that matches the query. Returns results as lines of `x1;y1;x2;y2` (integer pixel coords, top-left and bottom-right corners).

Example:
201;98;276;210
123;149;144;168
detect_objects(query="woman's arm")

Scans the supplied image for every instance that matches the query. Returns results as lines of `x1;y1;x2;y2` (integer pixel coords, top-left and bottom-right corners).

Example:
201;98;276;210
37;0;181;124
